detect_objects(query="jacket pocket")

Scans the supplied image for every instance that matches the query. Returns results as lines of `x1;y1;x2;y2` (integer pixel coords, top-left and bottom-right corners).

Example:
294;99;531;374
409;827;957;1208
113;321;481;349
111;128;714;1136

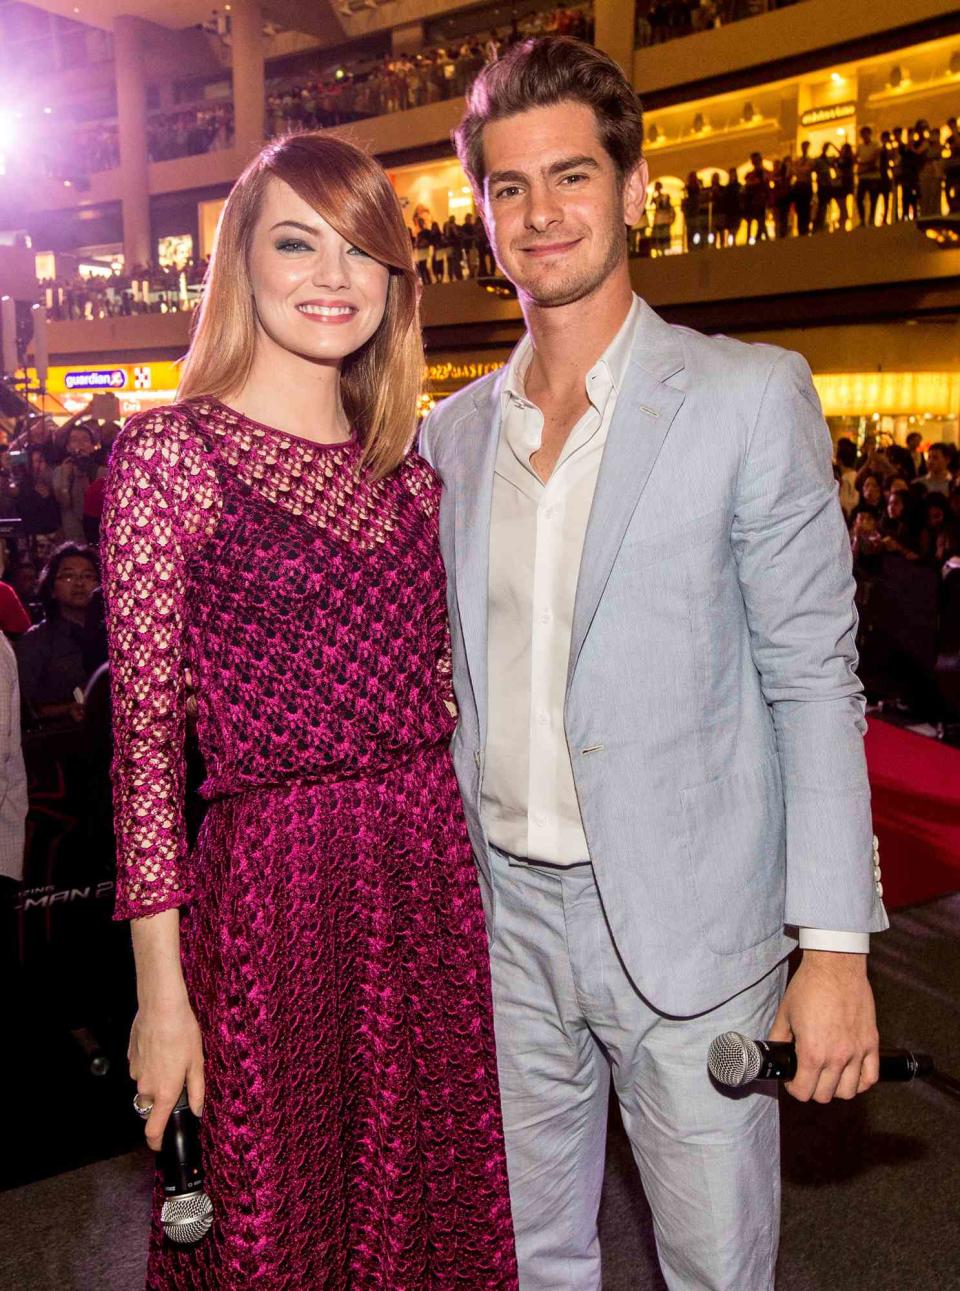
678;755;786;955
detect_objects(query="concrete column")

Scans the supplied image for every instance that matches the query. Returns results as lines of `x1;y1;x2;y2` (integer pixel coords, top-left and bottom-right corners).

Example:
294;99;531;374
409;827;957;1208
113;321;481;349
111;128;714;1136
392;22;426;56
231;0;265;163
593;0;636;80
113;15;152;269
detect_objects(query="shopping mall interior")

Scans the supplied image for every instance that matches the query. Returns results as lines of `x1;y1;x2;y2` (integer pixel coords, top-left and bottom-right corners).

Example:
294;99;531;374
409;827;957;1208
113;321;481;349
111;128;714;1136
0;1;958;1287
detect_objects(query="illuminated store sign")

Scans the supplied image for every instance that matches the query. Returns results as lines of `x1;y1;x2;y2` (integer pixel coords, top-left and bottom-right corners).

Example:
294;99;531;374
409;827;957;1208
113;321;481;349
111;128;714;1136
800;102;856;128
64;368;127;390
426;361;505;383
29;361;181;396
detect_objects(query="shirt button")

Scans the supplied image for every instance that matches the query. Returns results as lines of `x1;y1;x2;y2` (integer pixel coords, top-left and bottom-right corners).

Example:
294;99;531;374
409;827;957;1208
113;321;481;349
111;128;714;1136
537;711;549;725
545;506;557;519
539;610;551;624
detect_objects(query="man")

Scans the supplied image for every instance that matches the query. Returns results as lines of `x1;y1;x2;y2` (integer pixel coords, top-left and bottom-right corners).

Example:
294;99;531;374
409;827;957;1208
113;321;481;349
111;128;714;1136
923;442;955;496
905;429;926;480
812;141;839;232
855;125;883;227
420;37;887;1291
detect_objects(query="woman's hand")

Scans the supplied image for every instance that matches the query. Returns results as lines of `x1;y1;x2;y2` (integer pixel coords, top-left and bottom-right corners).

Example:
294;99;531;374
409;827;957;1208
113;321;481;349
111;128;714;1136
129;1000;205;1152
129;908;204;1152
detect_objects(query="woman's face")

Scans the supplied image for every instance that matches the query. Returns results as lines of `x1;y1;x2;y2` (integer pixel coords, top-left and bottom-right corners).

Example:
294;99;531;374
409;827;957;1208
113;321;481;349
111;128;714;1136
928;505;945;530
862;476;882;506
886;493;904;520
247;178;391;371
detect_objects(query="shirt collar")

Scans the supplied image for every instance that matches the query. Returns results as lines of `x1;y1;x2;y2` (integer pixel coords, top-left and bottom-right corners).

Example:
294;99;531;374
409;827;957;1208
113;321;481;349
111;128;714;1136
502;294;640;411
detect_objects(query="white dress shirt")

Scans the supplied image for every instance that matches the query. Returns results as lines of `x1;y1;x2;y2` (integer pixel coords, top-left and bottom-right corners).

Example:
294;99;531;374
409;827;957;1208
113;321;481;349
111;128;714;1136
482;296;870;953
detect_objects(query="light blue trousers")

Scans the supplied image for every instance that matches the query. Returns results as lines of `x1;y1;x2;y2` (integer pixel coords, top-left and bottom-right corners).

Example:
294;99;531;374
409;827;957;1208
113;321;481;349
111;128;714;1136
488;849;785;1291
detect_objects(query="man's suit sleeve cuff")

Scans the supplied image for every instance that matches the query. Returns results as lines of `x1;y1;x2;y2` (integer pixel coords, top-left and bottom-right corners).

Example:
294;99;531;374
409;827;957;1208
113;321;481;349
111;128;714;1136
797;928;870;953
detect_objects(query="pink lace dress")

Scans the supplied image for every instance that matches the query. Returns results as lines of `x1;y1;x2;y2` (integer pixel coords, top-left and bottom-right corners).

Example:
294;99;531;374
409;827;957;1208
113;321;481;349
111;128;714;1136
101;399;518;1290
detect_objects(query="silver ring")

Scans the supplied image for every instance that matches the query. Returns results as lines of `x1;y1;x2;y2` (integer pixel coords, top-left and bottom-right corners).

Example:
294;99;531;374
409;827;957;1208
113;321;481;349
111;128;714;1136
133;1093;154;1120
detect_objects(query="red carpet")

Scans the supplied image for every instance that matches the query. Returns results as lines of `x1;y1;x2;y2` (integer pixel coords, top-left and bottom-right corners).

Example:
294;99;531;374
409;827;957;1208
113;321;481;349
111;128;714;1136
865;719;960;909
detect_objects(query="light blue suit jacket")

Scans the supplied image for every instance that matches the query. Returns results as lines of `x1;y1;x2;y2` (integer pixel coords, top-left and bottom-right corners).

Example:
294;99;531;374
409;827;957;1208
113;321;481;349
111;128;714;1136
420;299;888;1016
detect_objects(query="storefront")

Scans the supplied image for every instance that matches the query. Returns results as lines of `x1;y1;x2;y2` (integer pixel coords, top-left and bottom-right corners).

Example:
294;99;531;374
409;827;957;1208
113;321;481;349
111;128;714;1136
814;371;960;451
388;158;477;234
421;353;509;416
26;360;181;419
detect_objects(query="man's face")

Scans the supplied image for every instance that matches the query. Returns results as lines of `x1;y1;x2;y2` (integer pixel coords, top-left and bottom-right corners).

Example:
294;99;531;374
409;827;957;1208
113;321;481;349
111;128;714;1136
67;429;95;457
53;556;98;612
927;447;948;474
478;101;646;308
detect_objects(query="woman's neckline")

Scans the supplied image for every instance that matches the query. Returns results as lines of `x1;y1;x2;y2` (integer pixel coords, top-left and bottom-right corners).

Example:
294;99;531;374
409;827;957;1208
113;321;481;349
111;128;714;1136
204;397;358;450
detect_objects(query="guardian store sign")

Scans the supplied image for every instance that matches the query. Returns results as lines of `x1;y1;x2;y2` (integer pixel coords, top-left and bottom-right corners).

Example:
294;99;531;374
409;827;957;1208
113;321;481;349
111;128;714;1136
64;368;128;390
28;361;181;416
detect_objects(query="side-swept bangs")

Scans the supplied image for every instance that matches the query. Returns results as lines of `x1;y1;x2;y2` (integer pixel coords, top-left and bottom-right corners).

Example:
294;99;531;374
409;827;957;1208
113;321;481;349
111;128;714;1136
178;132;422;480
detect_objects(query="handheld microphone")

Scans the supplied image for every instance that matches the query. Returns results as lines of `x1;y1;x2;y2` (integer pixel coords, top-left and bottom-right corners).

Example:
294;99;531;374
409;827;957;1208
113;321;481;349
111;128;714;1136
159;1088;213;1244
708;1031;934;1089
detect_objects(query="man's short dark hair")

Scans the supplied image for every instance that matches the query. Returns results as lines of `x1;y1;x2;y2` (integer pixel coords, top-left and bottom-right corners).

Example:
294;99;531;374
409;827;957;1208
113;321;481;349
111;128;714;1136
37;542;100;616
454;36;644;193
835;437;857;470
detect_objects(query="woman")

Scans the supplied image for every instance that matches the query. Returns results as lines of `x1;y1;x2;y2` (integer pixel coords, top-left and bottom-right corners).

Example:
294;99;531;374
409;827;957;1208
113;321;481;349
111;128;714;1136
918;492;957;564
854;471;884;519
102;134;517;1289
14;443;62;548
650;181;675;255
879;489;919;560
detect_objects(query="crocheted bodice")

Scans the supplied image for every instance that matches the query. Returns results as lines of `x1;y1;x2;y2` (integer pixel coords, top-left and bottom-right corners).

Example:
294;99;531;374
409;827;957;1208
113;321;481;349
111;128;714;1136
101;399;454;920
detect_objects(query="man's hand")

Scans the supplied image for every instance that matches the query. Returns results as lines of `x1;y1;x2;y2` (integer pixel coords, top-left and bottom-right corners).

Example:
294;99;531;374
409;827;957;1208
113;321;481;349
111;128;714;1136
768;950;879;1103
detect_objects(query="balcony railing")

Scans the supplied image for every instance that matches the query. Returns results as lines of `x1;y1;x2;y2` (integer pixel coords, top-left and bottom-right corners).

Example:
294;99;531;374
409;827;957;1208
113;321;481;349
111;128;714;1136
34;159;958;323
3;3;593;182
635;0;807;49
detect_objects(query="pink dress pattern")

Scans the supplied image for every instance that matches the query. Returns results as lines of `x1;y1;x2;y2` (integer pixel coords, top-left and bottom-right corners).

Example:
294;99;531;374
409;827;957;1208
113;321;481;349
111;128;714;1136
101;399;518;1290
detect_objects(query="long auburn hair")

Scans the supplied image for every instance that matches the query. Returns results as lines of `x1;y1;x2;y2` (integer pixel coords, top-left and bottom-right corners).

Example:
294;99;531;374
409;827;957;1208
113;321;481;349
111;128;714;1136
178;133;422;480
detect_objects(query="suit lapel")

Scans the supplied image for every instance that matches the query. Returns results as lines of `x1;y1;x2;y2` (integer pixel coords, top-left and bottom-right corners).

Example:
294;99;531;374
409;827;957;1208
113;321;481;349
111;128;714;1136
453;370;506;745
567;304;686;690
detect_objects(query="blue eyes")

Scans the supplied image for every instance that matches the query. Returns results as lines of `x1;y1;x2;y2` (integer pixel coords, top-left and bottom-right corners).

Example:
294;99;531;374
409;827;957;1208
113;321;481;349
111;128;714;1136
274;239;369;257
493;174;588;200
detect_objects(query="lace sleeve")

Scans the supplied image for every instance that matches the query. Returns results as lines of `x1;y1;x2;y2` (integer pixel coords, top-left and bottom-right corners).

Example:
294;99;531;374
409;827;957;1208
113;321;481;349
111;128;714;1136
403;453;456;711
101;407;221;921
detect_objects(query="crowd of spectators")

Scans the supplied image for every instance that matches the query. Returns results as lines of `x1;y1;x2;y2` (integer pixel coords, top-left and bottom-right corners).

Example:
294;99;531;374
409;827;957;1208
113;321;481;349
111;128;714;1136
35;112;956;320
835;434;960;726
0;410;116;735
635;0;803;45
265;4;593;134
40;259;208;321
39;103;234;180
410;212;497;282
635;117;960;254
35;7;593;179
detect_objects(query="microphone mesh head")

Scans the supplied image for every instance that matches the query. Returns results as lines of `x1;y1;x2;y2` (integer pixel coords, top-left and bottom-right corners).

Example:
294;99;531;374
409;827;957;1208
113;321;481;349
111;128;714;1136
161;1191;213;1245
708;1032;762;1087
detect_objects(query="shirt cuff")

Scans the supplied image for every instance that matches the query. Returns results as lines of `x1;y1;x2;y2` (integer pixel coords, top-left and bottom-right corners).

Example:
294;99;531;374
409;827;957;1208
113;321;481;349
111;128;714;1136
797;927;870;953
